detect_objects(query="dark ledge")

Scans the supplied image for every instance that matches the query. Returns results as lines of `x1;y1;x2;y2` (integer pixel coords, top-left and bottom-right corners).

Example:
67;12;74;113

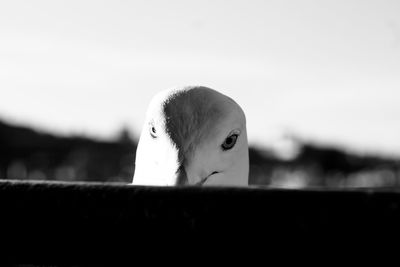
0;179;399;263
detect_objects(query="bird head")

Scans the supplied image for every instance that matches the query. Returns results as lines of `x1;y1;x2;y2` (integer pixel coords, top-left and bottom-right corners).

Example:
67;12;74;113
133;86;249;186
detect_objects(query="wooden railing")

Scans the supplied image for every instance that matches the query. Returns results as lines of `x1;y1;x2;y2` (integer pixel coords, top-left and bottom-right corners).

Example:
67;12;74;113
0;179;398;264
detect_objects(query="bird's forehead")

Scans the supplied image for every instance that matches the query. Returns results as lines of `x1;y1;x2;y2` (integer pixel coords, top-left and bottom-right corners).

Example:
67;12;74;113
164;86;242;117
164;87;230;119
164;86;236;124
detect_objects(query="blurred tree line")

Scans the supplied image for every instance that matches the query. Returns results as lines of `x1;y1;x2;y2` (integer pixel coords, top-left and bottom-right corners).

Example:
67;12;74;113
0;120;135;183
1;119;399;188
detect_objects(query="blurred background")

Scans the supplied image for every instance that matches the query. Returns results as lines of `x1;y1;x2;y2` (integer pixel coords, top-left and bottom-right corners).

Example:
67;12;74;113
1;0;399;188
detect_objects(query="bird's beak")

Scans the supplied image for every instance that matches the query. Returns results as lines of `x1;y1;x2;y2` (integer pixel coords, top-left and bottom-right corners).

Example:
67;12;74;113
195;171;220;186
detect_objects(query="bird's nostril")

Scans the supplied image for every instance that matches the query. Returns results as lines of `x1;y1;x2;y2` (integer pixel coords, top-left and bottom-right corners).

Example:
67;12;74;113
211;171;219;175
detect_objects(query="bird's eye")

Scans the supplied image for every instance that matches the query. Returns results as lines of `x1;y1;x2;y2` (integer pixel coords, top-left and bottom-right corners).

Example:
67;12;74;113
221;134;239;151
149;124;157;138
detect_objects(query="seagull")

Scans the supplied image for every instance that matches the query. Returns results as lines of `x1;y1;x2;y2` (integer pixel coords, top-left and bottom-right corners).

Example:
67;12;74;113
132;86;249;186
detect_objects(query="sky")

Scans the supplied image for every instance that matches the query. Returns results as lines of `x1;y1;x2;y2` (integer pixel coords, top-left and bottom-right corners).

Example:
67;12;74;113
0;0;399;157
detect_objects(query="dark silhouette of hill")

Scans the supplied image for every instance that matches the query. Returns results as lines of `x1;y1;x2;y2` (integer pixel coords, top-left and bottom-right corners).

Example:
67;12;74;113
249;143;400;187
1;119;399;187
0;120;136;183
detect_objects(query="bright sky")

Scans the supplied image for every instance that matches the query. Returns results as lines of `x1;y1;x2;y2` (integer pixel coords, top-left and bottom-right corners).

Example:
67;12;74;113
1;0;399;157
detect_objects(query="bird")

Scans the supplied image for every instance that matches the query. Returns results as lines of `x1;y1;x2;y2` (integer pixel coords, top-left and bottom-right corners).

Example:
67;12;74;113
132;86;249;186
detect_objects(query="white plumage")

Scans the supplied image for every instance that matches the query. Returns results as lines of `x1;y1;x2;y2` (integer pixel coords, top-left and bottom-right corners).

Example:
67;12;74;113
132;86;249;186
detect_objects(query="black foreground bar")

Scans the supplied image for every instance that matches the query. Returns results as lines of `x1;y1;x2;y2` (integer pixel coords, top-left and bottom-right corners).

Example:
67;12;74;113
0;179;399;264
